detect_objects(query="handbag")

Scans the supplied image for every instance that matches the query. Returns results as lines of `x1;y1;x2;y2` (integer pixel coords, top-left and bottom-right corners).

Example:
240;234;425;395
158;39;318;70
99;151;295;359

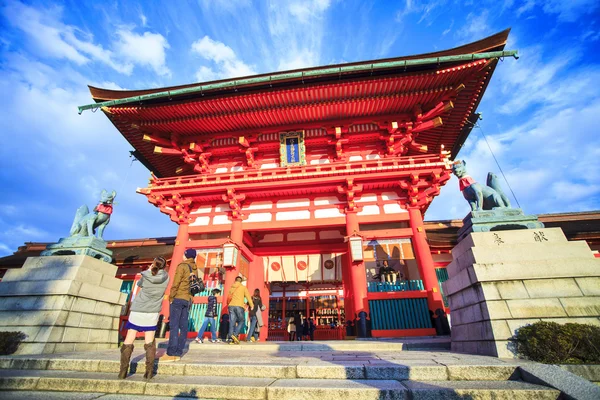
187;264;205;295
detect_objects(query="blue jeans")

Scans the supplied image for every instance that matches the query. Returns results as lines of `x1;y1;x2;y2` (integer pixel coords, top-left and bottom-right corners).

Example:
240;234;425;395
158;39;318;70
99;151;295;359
247;315;258;341
167;298;190;356
228;306;245;338
197;316;217;341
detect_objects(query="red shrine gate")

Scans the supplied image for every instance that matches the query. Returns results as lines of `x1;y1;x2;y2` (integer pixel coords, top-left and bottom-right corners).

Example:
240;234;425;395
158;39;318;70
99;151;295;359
82;30;514;340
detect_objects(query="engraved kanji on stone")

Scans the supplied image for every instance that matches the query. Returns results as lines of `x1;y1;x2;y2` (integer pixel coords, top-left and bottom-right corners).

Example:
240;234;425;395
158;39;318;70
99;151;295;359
533;231;548;242
493;233;504;245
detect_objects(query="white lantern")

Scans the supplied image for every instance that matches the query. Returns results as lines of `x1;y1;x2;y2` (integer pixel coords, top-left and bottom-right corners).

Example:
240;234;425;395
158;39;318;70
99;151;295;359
349;236;363;262
222;242;239;268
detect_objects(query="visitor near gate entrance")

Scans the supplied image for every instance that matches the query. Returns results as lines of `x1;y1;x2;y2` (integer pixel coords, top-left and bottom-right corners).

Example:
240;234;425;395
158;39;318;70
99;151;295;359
246;289;264;342
163;248;197;361
194;288;221;344
378;260;396;283
119;256;169;380
287;316;296;341
227;276;254;344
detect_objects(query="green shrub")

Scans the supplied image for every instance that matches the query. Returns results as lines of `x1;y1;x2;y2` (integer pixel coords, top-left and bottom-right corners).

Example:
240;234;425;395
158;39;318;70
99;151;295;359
512;321;600;364
0;331;26;355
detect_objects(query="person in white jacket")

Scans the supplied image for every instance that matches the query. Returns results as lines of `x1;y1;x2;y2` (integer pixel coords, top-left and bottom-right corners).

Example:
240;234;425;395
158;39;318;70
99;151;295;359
119;257;169;380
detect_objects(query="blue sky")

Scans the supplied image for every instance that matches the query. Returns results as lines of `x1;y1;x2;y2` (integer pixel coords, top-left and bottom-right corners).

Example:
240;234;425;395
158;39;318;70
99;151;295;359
1;0;599;256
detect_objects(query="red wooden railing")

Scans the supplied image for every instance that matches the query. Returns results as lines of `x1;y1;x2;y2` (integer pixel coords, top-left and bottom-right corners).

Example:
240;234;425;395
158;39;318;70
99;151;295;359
146;153;450;190
267;327;345;341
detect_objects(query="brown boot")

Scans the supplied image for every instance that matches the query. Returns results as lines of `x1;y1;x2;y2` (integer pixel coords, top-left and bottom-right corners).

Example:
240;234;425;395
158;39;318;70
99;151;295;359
118;344;134;379
143;341;156;380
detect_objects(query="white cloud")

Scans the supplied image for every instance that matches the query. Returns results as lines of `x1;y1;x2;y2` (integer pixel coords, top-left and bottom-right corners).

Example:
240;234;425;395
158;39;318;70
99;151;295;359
277;49;319;71
516;0;536;17
442;20;454;36
4;225;47;238
191;36;256;81
140;13;147;27
516;0;600;22
2;1;132;74
395;0;448;24
456;10;492;42
115;29;171;77
198;0;252;12
494;45;600;115
0;242;12;256
194;66;220;82
289;0;331;23
267;0;332;71
0;205;17;216
2;1;170;77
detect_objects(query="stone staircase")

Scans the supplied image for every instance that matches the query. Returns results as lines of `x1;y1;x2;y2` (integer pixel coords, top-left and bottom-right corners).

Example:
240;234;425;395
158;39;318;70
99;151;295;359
0;343;565;399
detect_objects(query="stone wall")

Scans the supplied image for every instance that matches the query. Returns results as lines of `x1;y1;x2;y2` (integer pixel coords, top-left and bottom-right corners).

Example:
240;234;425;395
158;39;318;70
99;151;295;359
443;227;600;358
0;255;126;354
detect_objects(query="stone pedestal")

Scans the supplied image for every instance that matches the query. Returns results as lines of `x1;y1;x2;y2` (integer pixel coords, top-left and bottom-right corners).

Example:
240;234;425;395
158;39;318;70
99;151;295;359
443;227;600;358
457;208;544;242
41;236;113;263
0;255;127;354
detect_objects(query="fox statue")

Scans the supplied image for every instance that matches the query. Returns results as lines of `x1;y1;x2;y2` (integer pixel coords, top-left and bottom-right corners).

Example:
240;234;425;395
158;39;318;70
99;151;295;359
452;160;510;211
69;189;116;239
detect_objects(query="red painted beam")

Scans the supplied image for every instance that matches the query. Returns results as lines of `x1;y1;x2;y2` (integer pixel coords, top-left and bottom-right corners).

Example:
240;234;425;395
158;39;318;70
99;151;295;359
367;291;428;301
371;328;436;337
252;243;348;256
360;228;413;240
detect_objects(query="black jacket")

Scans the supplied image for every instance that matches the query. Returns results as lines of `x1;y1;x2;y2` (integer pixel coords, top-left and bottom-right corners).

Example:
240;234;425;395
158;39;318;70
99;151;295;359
205;295;218;317
249;296;263;317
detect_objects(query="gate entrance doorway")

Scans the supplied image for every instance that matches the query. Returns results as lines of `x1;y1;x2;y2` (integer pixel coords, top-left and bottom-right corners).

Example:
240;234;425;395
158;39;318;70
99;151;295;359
267;284;346;341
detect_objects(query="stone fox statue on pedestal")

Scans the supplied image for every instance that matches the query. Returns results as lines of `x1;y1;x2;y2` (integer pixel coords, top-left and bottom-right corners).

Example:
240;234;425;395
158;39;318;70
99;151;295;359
69;190;116;239
452;160;510;211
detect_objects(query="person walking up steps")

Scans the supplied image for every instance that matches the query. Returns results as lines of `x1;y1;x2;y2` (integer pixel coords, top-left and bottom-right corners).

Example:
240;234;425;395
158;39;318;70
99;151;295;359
195;288;221;343
163;248;198;361
119;257;169;380
227;276;254;344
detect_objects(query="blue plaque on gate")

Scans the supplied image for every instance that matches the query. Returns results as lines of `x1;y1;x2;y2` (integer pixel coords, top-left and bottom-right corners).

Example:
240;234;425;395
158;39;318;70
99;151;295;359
279;131;306;167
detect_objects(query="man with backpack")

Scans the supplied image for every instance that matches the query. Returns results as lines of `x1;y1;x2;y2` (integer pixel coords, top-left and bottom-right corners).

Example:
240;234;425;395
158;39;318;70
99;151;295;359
163;248;201;361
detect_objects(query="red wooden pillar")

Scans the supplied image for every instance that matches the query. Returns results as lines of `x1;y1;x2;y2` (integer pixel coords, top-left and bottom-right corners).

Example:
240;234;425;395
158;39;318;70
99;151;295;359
345;210;369;337
246;255;267;341
408;207;445;312
341;253;354;331
160;223;189;327
222;218;243;315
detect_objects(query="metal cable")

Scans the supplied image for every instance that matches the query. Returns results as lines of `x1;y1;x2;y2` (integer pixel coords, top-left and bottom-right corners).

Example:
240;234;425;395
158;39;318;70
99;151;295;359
466;118;522;209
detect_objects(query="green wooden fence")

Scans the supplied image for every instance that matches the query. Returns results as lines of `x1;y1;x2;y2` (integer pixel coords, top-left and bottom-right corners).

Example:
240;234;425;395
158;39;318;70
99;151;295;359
368;298;432;330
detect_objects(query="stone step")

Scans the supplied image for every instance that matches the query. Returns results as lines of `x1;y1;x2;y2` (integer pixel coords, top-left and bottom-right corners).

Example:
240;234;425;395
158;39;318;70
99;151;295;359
159;338;451;352
404;380;559;399
0;369;559;400
1;356;522;381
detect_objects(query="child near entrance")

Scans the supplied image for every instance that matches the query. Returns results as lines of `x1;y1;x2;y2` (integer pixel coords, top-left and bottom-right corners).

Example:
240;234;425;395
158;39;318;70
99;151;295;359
194;288;221;344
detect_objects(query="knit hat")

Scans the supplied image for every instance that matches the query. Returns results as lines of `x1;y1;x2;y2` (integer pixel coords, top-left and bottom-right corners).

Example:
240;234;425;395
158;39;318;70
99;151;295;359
184;248;197;259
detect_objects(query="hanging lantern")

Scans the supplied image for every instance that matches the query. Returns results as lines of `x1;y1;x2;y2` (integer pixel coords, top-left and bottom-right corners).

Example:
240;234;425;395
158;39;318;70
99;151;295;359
349;234;364;262
222;241;239;268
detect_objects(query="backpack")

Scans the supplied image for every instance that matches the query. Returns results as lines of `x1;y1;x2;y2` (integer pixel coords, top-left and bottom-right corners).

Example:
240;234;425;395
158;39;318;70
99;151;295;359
187;264;205;296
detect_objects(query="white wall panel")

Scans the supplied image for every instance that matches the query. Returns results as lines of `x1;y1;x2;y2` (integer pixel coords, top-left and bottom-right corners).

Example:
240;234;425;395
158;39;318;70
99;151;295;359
383;203;405;214
276;210;310;220
315;208;344;218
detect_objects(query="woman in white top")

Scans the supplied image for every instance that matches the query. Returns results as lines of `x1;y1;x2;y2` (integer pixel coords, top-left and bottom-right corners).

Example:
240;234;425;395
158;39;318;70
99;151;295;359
287;317;296;341
119;257;169;380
